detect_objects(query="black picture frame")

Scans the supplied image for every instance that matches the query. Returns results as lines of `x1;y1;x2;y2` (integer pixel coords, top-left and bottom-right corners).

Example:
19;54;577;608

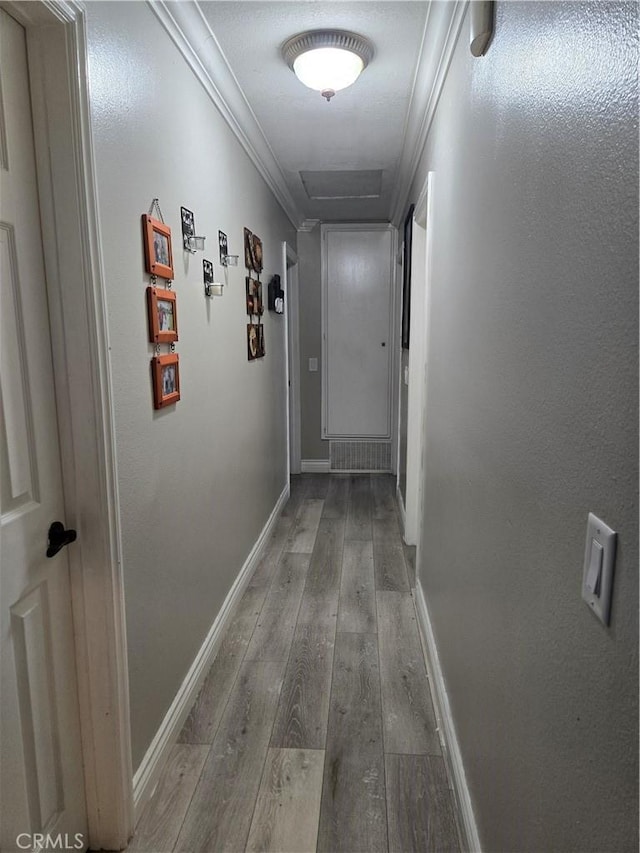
401;204;414;350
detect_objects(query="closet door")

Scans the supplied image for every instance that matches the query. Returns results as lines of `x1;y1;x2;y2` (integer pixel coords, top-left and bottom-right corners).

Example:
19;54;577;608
322;224;395;439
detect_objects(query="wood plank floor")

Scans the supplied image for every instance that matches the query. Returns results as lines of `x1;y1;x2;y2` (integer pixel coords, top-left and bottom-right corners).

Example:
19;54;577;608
126;474;461;853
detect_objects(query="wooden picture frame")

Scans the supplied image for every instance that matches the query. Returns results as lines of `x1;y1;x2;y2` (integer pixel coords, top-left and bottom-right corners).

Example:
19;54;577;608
151;353;180;409
142;214;174;280
147;286;178;344
252;233;263;273
401;204;414;349
246;276;264;316
247;323;259;361
243;227;264;273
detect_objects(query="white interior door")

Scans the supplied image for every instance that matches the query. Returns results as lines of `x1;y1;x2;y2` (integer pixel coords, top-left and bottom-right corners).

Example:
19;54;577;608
322;225;394;438
1;9;87;847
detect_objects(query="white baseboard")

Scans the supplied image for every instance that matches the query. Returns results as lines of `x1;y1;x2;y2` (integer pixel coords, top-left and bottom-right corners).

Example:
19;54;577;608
301;459;330;473
414;581;482;853
396;484;407;531
132;482;290;823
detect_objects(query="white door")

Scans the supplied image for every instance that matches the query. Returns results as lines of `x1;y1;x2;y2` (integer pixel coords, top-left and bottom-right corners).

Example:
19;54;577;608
322;226;394;438
1;10;88;849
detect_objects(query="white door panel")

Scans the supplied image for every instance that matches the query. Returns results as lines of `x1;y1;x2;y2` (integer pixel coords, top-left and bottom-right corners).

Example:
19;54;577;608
323;227;394;438
0;9;87;848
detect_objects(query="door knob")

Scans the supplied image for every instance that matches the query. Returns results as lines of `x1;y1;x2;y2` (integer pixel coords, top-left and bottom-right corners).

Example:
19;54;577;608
46;521;77;558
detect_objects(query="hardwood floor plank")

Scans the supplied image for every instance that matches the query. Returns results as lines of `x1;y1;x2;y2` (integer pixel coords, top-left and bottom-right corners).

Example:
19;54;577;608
345;475;373;541
403;542;416;589
250;515;295;589
127;744;208;852
297;518;345;630
179;593;261;744
385;754;460;853
317;632;387;853
246;748;325;853
371;474;397;519
301;472;331;499
281;476;308;518
373;518;409;592
377;592;440;755
245;552;310;662
285;498;325;553
338;540;377;634
270;624;335;749
175;660;286;853
322;475;350;519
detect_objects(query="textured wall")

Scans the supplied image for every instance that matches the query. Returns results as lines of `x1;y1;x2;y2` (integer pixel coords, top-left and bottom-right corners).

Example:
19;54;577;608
85;2;295;769
297;225;328;461
411;2;638;851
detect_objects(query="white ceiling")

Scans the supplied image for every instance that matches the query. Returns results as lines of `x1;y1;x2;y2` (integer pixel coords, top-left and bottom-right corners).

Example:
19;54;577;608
198;1;430;222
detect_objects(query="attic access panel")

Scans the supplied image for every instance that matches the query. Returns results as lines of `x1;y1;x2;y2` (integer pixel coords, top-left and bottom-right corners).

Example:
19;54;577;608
300;169;383;200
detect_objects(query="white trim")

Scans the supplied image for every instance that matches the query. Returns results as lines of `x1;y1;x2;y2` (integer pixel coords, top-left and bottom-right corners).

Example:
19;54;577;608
396;484;407;534
414;581;482;853
390;1;468;226
301;459;331;474
321;223;396;442
21;4;134;848
284;243;301;476
298;218;320;233
148;1;301;229
133;483;290;823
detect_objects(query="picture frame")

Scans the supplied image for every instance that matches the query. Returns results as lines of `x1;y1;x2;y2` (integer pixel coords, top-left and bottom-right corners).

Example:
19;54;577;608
147;286;178;344
257;323;265;357
243;227;264;273
142;214;174;280
151;353;180;409
401;204;414;349
203;259;214;287
246;276;264;316
180;206;195;251
247;323;259;361
219;230;228;266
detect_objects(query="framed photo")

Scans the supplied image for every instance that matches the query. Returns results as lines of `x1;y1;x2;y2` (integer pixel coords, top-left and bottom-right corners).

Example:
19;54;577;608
181;206;195;251
257;323;265;357
246;277;264;316
142;214;174;280
147;286;178;344
243;227;263;273
151;353;180;409
244;227;255;270
247;323;259;361
252;233;263;273
401;204;414;349
219;230;228;265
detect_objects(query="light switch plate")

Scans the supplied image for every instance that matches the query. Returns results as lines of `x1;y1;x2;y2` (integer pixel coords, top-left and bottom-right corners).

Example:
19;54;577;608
582;513;616;626
309;357;318;372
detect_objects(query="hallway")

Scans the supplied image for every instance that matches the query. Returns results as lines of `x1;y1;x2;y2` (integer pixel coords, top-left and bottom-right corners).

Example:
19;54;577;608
127;474;460;852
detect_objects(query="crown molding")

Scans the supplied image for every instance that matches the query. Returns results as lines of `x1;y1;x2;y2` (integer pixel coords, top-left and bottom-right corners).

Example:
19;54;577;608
298;218;320;233
148;1;302;229
390;0;469;226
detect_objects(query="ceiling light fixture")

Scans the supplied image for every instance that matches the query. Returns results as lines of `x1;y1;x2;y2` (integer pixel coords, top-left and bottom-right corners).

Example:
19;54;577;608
282;30;373;102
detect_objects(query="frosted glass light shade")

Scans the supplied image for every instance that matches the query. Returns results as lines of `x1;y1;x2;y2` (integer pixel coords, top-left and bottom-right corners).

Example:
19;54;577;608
293;47;364;93
282;30;373;100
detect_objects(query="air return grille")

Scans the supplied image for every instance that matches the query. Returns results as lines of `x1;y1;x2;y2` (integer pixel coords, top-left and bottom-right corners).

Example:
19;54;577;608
330;440;391;472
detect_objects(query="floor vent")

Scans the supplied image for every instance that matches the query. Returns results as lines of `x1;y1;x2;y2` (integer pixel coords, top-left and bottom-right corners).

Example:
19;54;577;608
330;440;392;472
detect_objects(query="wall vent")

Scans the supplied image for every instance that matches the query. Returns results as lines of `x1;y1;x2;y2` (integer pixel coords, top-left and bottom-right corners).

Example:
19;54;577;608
330;440;392;472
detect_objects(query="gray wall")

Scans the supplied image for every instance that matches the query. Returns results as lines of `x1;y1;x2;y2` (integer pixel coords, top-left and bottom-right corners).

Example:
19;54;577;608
85;2;295;769
411;2;638;851
297;225;328;461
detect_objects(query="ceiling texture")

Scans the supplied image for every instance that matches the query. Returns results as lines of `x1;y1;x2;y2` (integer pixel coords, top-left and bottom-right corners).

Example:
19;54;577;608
152;1;468;227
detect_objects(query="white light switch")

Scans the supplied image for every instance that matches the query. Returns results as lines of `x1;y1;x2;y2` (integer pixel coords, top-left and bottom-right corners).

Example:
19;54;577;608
585;540;603;595
308;357;318;372
582;513;617;626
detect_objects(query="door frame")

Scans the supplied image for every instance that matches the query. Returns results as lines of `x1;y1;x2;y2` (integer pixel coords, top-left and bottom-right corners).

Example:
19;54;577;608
283;242;301;476
2;1;134;848
406;173;434;569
